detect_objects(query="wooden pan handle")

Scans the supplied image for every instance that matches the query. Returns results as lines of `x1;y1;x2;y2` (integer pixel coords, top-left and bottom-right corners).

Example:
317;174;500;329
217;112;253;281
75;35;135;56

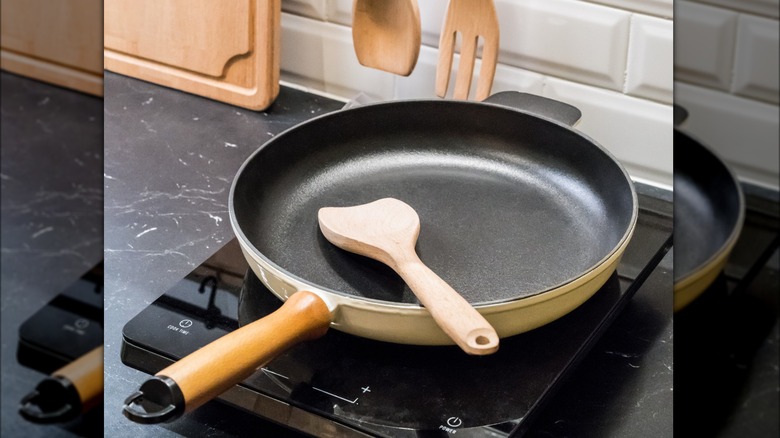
396;260;499;355
122;291;331;423
55;345;104;413
19;346;104;423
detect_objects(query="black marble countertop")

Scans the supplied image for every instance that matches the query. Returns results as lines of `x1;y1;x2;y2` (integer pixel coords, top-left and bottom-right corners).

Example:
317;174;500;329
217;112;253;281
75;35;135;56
1;72;104;437
102;71;676;437
103;72;347;437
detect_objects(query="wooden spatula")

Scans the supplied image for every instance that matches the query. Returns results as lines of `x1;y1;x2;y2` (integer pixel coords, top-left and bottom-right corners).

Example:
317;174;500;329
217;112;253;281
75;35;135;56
436;0;499;100
352;0;421;76
318;198;499;355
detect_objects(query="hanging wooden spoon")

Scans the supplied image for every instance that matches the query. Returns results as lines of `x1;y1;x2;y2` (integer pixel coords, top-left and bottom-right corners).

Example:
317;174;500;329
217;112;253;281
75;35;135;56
318;198;499;355
352;0;421;76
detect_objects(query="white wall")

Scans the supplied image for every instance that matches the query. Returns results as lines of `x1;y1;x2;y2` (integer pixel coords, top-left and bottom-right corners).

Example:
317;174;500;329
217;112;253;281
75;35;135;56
675;0;779;189
279;0;675;188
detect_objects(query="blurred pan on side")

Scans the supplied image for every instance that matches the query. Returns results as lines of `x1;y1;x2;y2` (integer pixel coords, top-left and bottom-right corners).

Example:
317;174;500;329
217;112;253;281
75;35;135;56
673;106;745;311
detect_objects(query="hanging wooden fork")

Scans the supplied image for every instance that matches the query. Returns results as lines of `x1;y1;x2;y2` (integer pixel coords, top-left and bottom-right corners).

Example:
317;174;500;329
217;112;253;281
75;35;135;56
435;0;500;101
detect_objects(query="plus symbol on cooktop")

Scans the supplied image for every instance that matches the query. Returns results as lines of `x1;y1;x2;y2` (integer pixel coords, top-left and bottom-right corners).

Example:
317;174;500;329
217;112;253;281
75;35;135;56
361;386;371;393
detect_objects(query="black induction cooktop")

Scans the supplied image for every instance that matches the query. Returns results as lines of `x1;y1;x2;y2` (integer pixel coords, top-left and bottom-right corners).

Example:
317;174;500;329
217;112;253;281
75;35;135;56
121;182;673;437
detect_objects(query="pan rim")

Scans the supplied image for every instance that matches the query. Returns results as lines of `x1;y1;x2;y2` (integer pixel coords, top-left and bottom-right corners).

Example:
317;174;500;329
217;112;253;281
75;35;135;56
238;224;634;315
229;97;639;308
673;129;746;291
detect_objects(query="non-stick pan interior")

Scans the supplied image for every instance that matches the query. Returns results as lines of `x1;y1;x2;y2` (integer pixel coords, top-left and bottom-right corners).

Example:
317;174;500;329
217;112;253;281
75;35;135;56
232;101;635;305
674;130;742;281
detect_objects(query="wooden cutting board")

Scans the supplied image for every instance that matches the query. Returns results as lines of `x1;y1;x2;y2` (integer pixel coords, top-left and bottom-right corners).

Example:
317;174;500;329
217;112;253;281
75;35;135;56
104;0;280;111
0;0;103;96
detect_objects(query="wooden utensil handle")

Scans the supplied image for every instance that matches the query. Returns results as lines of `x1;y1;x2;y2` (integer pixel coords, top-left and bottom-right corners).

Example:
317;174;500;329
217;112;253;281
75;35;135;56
122;291;331;423
397;261;499;355
19;345;105;423
54;345;104;413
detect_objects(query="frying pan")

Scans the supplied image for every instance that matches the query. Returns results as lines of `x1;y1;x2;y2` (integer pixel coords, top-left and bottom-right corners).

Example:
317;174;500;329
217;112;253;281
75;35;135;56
673;107;745;311
123;92;638;423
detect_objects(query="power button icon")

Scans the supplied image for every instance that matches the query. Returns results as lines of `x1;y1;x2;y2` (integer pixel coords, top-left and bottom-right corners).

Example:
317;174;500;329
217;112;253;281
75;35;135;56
446;417;462;428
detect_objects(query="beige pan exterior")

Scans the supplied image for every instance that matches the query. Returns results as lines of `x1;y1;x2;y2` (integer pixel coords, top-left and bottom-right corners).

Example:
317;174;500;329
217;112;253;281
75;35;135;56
230;97;639;345
673;201;744;312
236;210;637;346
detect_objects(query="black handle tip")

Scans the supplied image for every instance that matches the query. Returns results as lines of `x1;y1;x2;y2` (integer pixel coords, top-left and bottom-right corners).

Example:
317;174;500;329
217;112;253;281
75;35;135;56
19;376;80;424
673;104;689;127
483;91;582;127
122;376;184;424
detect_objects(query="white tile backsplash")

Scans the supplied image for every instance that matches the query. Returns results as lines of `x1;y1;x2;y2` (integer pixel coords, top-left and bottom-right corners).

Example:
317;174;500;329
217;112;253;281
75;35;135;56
544;76;673;187
676;0;780;188
675;81;780;188
689;0;780;19
418;0;449;48
282;0;328;21
625;14;674;103
494;0;631;91
732;14;780;104
324;0;351;26
586;0;674;19
280;13;395;101
490;62;546;96
279;12;328;91
278;0;675;185
674;1;738;91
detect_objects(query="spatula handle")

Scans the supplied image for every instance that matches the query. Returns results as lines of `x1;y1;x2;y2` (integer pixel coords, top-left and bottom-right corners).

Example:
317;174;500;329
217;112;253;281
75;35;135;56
397;260;499;355
122;291;331;423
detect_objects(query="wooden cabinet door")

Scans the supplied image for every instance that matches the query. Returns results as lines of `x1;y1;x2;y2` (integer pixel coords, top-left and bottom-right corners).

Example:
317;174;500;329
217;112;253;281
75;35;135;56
1;0;103;95
104;0;280;110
